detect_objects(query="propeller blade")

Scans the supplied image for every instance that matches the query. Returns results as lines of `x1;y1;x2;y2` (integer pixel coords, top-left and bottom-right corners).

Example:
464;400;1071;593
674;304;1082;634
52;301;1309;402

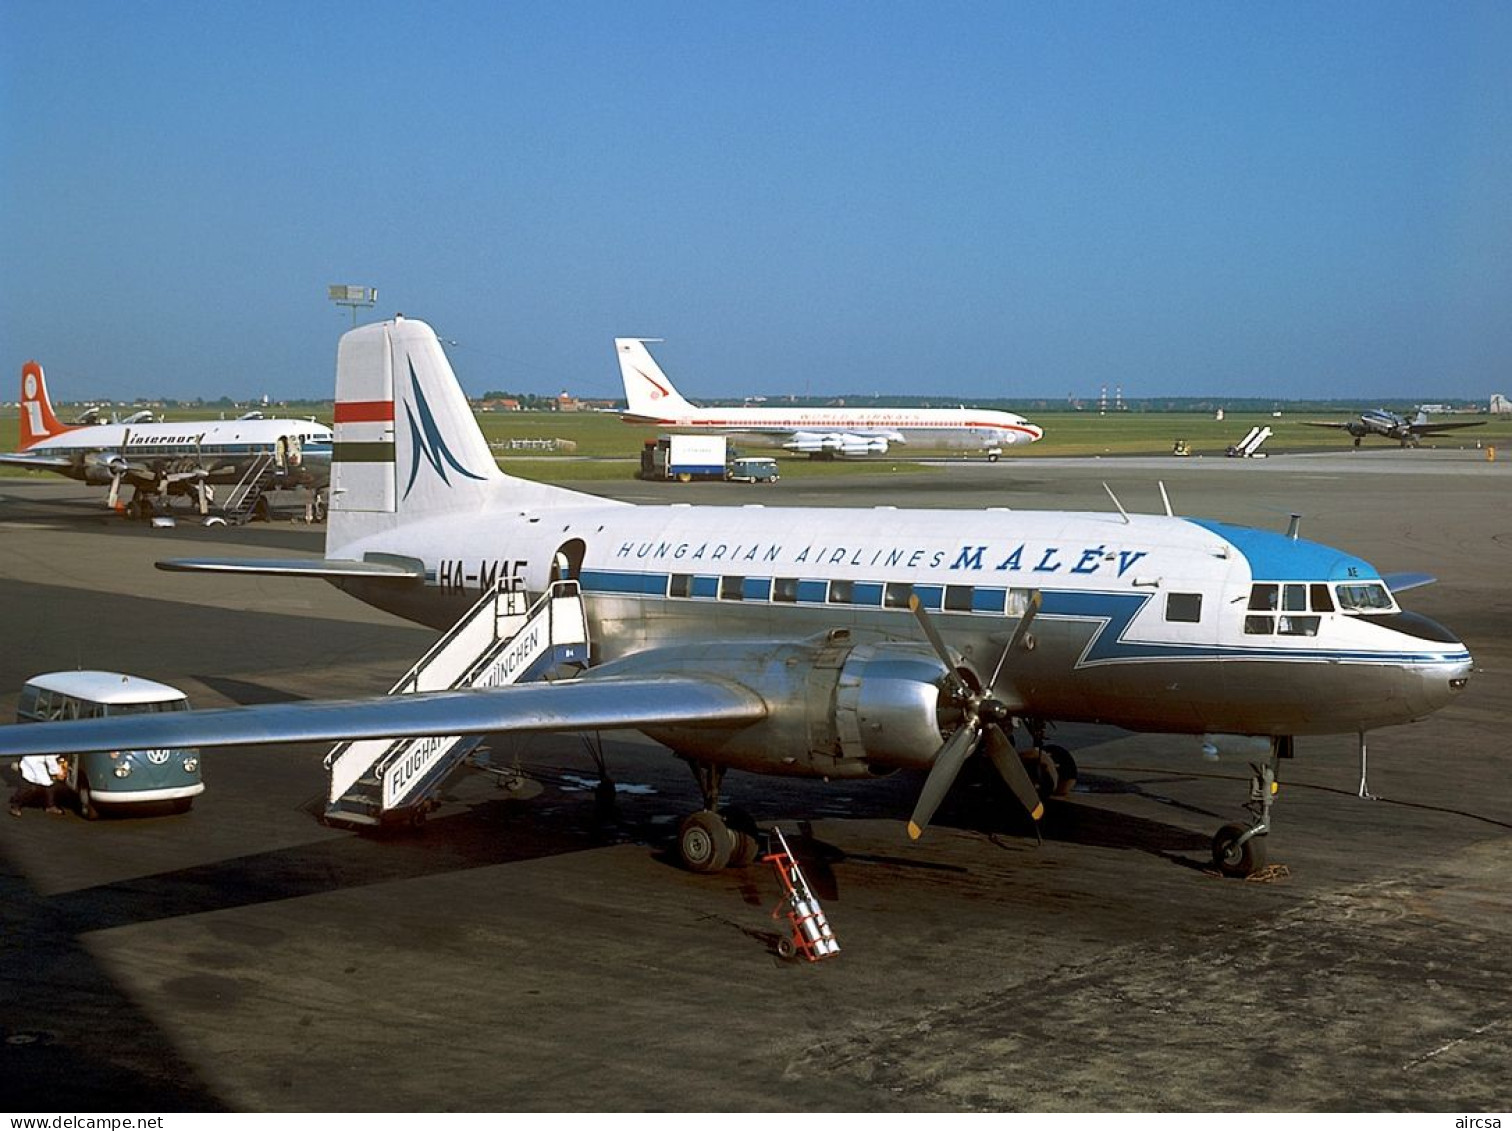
909;593;957;671
986;589;1042;692
910;593;973;703
982;724;1045;824
907;723;979;840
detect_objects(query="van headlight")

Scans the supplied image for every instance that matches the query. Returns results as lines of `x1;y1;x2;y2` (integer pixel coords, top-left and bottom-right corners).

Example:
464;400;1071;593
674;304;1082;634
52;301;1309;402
182;757;199;773
113;762;132;779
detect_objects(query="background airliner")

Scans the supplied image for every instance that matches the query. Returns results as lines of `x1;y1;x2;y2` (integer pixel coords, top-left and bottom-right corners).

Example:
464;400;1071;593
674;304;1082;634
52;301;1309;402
1301;408;1487;448
617;338;1043;460
1;360;333;518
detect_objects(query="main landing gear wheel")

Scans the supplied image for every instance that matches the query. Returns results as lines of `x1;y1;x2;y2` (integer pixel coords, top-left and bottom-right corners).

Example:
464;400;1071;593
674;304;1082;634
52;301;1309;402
1043;743;1077;798
1212;822;1267;877
723;806;762;867
678;810;732;874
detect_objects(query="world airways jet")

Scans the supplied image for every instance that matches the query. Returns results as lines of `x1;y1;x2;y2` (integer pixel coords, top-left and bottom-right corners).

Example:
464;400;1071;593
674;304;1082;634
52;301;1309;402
0;361;333;518
0;318;1472;879
617;338;1044;460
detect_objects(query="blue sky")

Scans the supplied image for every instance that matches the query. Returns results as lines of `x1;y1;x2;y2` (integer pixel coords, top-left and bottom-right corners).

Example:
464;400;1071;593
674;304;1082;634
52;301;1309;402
3;1;1510;403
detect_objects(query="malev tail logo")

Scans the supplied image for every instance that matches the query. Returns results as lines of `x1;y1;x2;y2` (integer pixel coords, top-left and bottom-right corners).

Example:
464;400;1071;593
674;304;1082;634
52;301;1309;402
402;358;486;499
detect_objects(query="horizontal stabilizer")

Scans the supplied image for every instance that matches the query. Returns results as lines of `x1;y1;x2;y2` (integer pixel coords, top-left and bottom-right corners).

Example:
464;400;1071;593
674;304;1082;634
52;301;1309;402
0;673;769;758
157;557;427;580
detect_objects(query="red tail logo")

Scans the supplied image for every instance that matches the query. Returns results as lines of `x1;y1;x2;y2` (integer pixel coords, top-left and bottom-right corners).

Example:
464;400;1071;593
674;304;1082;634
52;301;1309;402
20;362;79;448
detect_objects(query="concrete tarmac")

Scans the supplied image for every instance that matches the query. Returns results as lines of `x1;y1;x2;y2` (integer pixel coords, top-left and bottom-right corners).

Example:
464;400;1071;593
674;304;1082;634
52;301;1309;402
1;450;1509;1112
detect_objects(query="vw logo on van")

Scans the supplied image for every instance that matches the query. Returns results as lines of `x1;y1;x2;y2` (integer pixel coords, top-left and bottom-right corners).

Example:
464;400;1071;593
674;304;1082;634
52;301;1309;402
146;749;171;765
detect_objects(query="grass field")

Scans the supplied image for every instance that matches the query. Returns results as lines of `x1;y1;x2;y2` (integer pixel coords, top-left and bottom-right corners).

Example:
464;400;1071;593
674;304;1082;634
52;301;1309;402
3;404;1509;483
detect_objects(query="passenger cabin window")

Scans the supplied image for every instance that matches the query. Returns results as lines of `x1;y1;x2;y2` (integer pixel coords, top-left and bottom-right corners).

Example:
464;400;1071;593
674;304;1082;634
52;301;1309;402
945;586;974;612
883;582;913;609
828;579;854;604
718;576;744;601
1165;593;1202;623
772;577;798;603
668;574;692;598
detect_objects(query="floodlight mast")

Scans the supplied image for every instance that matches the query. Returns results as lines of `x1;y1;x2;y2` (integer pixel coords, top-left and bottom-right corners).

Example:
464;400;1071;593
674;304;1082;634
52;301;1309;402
328;284;378;328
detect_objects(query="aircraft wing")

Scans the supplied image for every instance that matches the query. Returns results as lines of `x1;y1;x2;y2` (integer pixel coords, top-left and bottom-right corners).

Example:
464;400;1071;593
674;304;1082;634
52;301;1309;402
157;556;428;581
0;673;769;759
1298;421;1352;430
1408;421;1486;436
0;451;75;472
1381;571;1436;593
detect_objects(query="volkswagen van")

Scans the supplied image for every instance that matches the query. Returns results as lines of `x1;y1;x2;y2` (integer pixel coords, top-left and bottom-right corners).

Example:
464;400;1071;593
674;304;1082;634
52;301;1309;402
15;671;204;818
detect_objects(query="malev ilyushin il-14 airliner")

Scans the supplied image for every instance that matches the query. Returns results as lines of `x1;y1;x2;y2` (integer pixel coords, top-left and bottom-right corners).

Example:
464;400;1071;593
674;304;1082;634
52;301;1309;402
0;318;1472;879
0;361;333;519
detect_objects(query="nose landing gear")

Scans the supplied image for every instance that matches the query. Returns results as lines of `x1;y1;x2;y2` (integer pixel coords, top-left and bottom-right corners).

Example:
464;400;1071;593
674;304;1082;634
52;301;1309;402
1212;736;1290;877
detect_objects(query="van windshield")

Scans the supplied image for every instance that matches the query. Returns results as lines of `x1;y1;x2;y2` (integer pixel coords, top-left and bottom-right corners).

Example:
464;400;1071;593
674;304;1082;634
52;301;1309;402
104;700;189;717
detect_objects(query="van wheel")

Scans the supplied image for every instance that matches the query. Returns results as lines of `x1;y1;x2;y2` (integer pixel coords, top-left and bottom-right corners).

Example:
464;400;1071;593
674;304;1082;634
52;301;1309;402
78;775;99;821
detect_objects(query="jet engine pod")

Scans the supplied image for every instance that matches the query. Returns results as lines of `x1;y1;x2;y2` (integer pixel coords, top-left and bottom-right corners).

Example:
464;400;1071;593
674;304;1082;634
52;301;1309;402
839;436;889;456
587;632;956;779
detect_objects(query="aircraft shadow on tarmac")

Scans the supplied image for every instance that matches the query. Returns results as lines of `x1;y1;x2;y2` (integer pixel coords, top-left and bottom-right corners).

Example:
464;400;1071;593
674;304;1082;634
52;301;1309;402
0;839;229;1111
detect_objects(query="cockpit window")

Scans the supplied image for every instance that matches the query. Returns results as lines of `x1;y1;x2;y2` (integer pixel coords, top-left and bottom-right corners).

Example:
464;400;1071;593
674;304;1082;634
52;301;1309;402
1336;583;1393;612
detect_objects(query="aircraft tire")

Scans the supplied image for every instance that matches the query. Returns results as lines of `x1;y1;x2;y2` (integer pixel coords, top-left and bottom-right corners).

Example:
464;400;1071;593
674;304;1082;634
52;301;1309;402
1044;744;1077;798
722;806;761;867
1212;823;1267;878
678;810;732;874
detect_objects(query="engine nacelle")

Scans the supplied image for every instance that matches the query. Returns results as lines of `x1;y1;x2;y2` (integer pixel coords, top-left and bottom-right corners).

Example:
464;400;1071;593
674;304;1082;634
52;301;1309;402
82;452;130;484
839;436;888;456
588;631;957;779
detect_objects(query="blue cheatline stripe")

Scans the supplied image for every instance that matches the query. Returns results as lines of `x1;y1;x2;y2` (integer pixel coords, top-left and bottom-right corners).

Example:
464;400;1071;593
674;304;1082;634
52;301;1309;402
575;568;1467;668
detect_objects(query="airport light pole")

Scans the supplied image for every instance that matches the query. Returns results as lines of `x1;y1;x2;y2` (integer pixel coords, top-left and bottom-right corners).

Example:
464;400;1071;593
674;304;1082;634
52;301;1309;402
328;284;378;328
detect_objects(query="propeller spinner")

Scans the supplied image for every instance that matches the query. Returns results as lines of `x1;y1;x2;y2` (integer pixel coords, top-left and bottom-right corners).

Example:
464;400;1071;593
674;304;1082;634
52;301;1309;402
906;591;1044;840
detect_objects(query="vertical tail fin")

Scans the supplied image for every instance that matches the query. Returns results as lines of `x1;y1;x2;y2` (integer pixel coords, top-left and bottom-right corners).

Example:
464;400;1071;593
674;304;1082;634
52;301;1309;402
19;361;77;448
616;338;697;419
328;317;593;554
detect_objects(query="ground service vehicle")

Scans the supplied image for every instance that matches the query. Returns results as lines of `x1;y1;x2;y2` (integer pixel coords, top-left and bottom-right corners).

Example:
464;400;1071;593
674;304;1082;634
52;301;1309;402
15;671;203;818
639;435;730;482
726;456;780;483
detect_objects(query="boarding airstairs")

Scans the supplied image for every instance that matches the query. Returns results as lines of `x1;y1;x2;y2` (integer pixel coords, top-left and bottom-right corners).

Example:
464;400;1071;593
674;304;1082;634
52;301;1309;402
1227;425;1273;459
321;579;590;828
221;451;280;523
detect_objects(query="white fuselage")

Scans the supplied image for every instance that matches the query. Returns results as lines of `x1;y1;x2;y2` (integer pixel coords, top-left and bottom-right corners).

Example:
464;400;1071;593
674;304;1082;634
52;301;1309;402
331;500;1472;743
23;418;333;487
627;406;1042;454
